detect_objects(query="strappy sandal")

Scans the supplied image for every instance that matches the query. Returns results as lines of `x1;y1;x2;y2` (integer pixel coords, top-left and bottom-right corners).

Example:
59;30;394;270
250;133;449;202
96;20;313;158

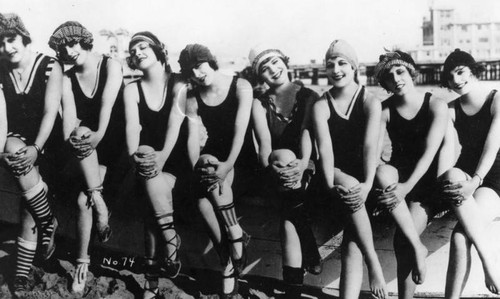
230;230;250;275
221;269;240;299
161;233;181;278
41;216;58;260
143;280;160;299
71;258;90;294
86;186;112;243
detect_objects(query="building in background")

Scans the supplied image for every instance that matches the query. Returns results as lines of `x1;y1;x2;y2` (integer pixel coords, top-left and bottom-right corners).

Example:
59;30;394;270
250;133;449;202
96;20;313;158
410;5;500;62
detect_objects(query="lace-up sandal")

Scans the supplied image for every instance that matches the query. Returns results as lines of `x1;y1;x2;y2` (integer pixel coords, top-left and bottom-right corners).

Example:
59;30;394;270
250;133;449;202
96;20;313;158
230;230;250;275
71;258;90;294
144;258;160;299
221;269;239;299
86;185;112;242
161;232;181;278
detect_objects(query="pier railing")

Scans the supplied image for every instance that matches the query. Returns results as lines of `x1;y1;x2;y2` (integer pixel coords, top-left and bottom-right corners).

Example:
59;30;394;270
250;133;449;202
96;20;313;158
290;60;500;86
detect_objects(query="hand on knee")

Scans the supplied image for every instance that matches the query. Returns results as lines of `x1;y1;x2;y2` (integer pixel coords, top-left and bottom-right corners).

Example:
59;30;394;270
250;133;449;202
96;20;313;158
4;137;35;177
134;145;159;179
69;127;94;159
439;168;471;207
269;149;302;190
195;154;220;192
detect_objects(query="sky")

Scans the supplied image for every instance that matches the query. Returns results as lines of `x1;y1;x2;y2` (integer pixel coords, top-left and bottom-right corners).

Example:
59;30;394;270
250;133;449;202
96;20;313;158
1;0;499;69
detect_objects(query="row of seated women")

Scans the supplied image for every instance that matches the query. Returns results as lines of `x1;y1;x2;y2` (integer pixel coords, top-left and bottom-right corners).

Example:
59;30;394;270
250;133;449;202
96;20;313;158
1;12;499;299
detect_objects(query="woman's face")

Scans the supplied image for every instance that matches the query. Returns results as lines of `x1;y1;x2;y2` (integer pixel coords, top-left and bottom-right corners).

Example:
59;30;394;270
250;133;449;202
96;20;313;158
325;57;355;88
447;65;475;95
259;56;288;86
190;62;215;86
129;41;157;70
61;41;88;66
383;65;415;96
0;34;28;64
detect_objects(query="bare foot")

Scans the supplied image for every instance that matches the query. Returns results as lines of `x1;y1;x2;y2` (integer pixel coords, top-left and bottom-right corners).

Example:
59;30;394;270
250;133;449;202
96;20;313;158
368;265;388;299
483;253;500;294
412;244;428;285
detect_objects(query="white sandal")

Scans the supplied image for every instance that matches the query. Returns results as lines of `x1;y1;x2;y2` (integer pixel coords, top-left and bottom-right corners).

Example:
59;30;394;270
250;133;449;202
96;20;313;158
72;258;90;294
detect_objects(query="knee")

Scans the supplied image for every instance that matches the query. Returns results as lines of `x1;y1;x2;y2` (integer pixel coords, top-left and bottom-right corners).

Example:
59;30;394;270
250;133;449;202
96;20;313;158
136;145;155;156
4;137;26;154
269;149;296;168
196;154;219;168
440;167;468;183
335;172;359;190
71;126;91;139
374;164;399;189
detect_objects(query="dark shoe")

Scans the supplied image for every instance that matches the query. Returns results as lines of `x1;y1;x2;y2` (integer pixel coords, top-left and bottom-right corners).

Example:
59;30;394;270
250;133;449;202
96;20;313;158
230;230;250;275
161;234;181;278
221;270;239;299
304;258;323;275
41;217;58;260
13;276;30;296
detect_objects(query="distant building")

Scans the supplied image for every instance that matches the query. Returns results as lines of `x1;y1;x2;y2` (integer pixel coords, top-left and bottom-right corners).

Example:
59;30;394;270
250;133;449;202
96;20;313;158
410;6;500;62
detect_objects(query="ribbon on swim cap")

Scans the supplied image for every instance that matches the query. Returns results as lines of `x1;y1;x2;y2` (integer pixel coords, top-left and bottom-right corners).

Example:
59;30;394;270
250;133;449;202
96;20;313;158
129;31;165;51
248;44;287;75
374;50;416;82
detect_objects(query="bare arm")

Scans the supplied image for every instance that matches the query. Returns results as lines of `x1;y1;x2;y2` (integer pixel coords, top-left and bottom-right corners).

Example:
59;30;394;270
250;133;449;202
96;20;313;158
437;107;457;176
157;80;188;166
186;94;200;169
93;58;123;144
35;60;63;149
0;88;6;152
251;98;272;168
404;97;448;189
474;92;500;180
361;94;382;187
312;98;334;189
298;91;318;168
123;82;141;156
222;78;253;167
61;75;78;140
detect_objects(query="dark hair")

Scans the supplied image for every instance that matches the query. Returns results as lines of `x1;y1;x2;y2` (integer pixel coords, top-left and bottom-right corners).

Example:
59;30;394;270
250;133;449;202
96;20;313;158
180;59;218;79
440;63;485;88
1;32;31;45
127;42;171;73
56;40;93;61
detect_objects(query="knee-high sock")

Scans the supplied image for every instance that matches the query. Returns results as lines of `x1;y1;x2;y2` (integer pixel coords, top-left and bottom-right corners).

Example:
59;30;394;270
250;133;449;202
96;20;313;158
15;237;37;278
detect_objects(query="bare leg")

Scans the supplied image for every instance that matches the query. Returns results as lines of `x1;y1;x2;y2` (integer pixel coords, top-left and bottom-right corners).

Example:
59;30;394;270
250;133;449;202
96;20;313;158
72;127;109;242
335;169;387;299
340;229;364;299
442;168;500;294
375;164;428;285
444;224;472;299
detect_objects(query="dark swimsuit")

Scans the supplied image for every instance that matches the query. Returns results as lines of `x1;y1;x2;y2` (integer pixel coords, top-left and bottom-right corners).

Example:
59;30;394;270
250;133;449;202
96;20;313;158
384;93;439;204
454;89;500;196
67;55;125;168
195;76;255;166
325;86;367;180
137;74;186;178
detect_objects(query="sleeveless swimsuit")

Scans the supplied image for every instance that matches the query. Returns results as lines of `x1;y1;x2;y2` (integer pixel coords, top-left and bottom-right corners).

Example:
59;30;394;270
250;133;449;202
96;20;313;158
137;74;186;178
325;86;366;180
454;89;500;196
384;93;439;203
67;55;125;168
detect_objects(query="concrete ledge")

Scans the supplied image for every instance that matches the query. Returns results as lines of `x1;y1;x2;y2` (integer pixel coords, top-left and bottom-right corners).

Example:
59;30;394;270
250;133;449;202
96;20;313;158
2;167;500;298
